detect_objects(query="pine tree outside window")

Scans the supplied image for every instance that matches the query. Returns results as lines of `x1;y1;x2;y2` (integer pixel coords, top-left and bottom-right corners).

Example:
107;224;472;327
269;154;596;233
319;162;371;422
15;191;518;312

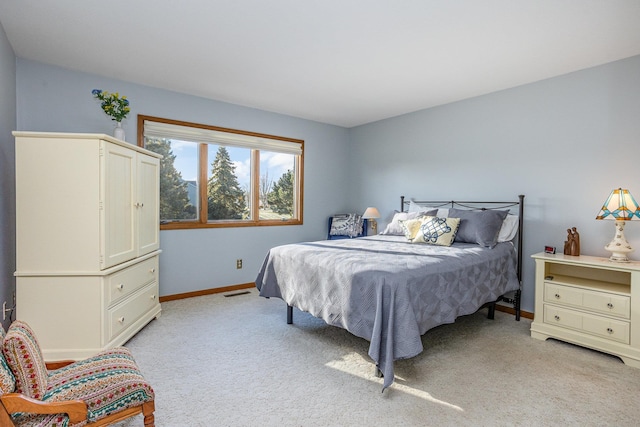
138;115;303;229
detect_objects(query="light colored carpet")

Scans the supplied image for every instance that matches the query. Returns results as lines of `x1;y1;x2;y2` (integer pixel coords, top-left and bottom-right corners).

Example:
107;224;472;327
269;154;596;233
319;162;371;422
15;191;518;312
114;288;640;427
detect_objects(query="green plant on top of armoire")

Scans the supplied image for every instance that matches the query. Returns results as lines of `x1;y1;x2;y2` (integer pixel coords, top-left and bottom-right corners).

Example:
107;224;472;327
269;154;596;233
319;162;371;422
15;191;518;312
91;89;130;122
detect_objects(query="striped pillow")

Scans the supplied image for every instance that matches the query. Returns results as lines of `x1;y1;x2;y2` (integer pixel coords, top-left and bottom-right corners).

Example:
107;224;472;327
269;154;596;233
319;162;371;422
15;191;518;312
3;321;48;399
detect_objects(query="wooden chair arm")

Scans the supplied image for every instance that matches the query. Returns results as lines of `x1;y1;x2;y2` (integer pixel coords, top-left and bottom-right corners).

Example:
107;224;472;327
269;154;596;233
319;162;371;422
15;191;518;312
0;393;87;424
46;360;76;370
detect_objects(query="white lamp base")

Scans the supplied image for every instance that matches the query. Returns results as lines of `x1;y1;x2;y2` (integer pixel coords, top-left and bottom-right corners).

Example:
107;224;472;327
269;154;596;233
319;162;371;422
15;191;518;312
604;221;634;262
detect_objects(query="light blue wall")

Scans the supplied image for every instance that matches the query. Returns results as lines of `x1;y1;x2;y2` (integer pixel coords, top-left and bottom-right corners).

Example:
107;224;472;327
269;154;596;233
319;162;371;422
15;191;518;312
15;59;352;296
0;22;16;329
10;51;640;314
349;55;640;313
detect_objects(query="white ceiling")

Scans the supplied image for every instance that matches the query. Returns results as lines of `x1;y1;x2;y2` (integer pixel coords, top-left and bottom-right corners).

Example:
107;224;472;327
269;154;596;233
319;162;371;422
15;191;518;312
1;1;639;128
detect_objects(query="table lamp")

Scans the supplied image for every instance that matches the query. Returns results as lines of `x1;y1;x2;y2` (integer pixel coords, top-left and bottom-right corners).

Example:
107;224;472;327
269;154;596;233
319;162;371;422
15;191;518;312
595;188;640;262
362;207;381;234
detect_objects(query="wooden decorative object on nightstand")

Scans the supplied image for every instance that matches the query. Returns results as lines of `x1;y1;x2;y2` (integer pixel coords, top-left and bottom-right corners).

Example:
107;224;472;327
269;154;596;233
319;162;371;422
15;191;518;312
531;252;640;367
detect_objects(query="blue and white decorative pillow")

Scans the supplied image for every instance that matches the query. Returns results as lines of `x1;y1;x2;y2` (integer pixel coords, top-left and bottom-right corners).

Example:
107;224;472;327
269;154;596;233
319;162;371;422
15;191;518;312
401;216;461;246
330;213;364;238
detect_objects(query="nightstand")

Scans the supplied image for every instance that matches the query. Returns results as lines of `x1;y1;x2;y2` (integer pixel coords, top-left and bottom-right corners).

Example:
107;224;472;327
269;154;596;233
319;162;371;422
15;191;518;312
531;252;640;367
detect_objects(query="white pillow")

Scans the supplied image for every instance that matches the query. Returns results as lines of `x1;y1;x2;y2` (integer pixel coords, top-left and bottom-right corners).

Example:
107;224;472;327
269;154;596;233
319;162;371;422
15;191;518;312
381;211;422;235
497;214;519;242
382;209;439;235
408;201;424;213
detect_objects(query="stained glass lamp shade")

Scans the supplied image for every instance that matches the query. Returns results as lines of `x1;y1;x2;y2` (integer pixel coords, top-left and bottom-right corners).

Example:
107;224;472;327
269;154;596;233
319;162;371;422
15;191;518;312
595;188;640;262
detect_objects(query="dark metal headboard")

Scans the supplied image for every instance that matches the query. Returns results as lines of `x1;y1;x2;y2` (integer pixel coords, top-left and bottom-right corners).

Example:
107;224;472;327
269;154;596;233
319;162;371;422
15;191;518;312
400;195;525;284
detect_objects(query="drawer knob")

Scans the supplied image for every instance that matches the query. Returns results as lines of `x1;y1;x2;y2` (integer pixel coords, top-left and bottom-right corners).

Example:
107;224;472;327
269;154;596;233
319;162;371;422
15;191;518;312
607;303;614;309
554;315;560;321
150;268;156;273
118;317;125;324
116;283;124;290
555;293;561;299
607;327;613;334
151;294;156;300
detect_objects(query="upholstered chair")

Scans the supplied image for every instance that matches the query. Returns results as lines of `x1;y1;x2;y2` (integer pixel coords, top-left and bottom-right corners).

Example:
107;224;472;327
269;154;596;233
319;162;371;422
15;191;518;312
0;321;155;426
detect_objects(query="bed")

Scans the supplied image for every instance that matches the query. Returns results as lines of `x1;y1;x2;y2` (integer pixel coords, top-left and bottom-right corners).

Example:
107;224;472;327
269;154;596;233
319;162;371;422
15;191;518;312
255;195;524;390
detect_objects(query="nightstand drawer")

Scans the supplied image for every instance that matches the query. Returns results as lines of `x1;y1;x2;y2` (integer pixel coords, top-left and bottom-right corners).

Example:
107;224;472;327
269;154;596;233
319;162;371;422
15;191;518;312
582;315;630;344
582;292;630;319
544;282;583;307
544;305;630;344
543;305;582;330
544;282;630;319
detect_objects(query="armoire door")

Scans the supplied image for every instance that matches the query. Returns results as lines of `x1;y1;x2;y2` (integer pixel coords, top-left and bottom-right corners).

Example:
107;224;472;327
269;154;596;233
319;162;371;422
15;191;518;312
102;141;137;268
137;153;160;256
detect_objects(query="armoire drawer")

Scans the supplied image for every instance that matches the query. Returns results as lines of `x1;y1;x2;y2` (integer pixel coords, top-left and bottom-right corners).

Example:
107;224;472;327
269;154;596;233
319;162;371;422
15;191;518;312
108;281;159;341
106;256;158;306
544;282;630;319
544;304;630;344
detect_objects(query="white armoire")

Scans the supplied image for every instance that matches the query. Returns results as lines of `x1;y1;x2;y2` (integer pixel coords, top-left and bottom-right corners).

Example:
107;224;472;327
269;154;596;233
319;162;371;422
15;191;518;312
14;131;162;361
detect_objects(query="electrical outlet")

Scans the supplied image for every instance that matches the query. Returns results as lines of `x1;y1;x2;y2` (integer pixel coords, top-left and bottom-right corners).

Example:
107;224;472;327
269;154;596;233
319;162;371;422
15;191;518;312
236;259;243;269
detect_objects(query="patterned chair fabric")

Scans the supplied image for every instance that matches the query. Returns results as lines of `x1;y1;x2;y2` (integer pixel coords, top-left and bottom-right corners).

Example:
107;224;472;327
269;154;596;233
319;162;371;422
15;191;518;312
0;325;16;394
1;321;154;427
3;321;49;399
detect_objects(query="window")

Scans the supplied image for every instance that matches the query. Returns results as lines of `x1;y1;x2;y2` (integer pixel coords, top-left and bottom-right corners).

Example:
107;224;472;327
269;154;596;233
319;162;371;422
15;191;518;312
138;115;304;229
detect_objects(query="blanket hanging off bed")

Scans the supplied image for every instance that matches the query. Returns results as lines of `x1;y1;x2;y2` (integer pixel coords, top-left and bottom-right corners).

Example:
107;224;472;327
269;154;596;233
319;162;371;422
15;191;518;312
255;235;519;390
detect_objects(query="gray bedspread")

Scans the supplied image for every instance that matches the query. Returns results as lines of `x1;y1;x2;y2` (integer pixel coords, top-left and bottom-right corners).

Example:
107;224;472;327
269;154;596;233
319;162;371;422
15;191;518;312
255;235;520;390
